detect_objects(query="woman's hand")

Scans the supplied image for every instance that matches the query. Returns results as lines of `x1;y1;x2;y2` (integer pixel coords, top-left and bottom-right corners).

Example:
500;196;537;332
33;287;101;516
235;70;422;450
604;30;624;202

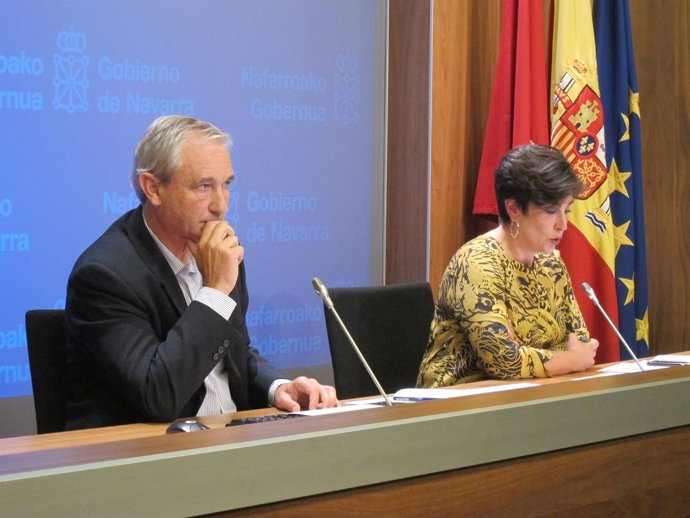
544;333;599;376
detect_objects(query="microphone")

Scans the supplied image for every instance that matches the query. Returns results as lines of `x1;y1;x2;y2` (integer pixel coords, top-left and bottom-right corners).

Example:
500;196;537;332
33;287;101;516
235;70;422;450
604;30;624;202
312;276;334;311
312;277;393;406
581;282;645;371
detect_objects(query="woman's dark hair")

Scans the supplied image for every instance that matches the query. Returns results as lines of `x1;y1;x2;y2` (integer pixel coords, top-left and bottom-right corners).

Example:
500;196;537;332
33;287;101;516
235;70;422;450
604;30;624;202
494;144;583;223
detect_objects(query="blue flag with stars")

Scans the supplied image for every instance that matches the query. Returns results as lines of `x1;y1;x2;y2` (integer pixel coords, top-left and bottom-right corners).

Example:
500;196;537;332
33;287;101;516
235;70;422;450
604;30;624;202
594;0;649;358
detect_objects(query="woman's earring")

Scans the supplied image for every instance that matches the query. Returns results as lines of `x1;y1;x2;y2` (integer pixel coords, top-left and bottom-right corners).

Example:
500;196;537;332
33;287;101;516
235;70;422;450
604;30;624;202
510;219;520;239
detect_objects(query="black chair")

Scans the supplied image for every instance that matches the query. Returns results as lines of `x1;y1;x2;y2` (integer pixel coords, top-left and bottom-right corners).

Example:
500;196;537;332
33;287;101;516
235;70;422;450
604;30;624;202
25;309;68;434
322;282;435;400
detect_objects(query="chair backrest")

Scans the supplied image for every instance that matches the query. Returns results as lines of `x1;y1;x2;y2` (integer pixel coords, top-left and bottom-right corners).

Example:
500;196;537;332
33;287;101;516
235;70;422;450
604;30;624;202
25;309;68;434
323;282;435;400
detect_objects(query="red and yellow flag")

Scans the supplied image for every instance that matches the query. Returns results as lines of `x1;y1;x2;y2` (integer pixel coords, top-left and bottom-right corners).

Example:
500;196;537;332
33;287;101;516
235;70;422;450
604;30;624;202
550;0;620;362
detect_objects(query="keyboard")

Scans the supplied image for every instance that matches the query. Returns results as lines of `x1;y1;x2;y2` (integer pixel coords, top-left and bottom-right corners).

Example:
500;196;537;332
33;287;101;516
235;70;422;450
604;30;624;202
226;413;306;427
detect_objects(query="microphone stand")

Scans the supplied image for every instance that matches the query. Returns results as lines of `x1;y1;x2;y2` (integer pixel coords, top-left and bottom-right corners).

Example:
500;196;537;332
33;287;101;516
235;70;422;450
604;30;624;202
312;277;393;406
582;282;645;371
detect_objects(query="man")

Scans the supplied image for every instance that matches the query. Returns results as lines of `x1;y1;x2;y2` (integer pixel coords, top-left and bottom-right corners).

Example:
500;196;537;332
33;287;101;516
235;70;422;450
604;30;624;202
64;115;338;430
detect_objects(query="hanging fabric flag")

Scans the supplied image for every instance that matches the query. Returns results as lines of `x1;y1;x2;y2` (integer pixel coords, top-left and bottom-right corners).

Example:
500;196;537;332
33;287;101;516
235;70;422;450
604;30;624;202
550;0;620;362
473;0;549;216
594;0;649;358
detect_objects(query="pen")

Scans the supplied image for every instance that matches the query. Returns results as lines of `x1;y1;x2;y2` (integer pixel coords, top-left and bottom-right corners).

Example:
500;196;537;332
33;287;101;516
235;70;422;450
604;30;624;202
647;360;689;367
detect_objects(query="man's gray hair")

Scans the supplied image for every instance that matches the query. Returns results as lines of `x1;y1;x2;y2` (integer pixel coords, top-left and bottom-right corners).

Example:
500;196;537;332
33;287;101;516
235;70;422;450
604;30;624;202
131;115;232;202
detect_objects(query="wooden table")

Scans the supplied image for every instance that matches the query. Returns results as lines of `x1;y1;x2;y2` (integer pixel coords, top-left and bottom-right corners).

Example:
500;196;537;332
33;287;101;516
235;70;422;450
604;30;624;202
1;358;689;517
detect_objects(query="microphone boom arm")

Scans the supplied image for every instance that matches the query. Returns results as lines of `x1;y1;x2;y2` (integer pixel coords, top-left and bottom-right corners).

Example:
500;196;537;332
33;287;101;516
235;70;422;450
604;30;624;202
582;282;645;371
312;277;393;406
328;306;393;406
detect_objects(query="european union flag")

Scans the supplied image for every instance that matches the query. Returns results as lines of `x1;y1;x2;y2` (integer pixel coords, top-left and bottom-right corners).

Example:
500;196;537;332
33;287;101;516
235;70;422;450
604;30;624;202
594;0;649;357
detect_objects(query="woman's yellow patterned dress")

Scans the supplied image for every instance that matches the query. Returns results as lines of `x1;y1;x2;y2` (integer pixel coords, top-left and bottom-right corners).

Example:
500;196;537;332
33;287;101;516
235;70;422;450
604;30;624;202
417;235;589;387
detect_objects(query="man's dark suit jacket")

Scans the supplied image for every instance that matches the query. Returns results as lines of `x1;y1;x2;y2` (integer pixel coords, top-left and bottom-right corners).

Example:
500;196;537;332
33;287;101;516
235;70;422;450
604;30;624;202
64;206;282;430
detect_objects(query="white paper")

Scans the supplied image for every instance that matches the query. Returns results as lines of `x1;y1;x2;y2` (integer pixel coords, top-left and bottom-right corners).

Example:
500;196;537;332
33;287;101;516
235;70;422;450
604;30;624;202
599;360;663;374
297;403;383;416
392;382;539;401
599;354;690;374
570;371;626;380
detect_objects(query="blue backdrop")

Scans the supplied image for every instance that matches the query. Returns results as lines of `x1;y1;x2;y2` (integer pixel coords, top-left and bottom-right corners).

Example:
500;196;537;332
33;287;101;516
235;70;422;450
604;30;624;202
0;0;386;402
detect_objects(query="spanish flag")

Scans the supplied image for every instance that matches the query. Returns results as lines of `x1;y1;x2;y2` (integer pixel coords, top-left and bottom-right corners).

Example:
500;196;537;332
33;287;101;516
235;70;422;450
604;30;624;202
550;0;648;362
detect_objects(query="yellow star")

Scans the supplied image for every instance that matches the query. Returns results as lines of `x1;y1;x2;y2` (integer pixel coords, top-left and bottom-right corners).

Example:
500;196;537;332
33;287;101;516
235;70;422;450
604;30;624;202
629;88;640;119
619;113;630;142
619;276;635;305
636;308;649;345
608;158;631;198
614;220;634;256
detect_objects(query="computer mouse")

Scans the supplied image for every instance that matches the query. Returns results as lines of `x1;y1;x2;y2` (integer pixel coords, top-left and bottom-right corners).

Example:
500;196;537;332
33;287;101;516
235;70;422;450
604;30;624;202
165;419;210;434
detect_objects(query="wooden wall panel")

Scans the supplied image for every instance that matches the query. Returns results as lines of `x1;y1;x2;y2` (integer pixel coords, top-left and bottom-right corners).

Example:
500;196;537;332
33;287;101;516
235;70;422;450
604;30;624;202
385;0;431;284
428;0;471;291
429;0;501;294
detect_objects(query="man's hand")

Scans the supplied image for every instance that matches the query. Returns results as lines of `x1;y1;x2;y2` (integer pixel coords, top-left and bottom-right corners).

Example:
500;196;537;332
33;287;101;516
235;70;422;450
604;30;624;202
189;220;243;295
274;376;339;412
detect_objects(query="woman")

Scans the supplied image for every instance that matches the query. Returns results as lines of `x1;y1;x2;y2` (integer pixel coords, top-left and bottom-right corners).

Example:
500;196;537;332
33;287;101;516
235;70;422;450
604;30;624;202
417;144;599;388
